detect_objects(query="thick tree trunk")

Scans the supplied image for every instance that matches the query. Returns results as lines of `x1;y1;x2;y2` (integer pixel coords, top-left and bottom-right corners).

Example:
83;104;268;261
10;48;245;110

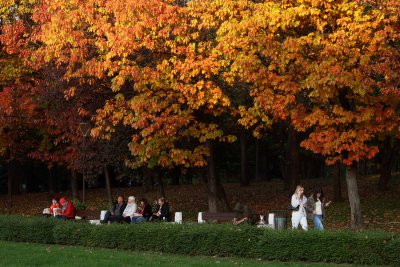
240;129;250;186
206;140;229;212
378;137;399;191
331;162;342;202
345;166;363;229
104;165;113;209
288;125;301;192
70;171;79;200
279;137;290;190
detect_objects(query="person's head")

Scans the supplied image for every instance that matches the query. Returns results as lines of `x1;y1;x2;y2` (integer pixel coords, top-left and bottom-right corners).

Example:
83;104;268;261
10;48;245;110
128;196;135;204
294;185;304;196
117;195;124;204
313;187;324;201
59;197;67;206
52;198;58;205
158;197;165;205
139;198;148;206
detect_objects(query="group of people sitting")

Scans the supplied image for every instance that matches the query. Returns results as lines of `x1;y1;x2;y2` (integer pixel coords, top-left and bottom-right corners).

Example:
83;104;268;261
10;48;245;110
42;197;76;219
43;195;169;224
101;196;170;224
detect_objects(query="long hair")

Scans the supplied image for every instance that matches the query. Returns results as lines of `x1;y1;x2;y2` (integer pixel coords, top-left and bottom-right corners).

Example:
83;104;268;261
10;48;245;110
139;198;149;206
294;185;304;195
312;187;324;201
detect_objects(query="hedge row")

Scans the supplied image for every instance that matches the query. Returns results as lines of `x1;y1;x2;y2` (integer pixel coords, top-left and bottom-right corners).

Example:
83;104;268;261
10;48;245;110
0;215;399;265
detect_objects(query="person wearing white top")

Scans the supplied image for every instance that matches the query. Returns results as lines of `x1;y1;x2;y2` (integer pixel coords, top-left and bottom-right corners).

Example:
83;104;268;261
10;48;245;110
306;188;331;230
291;185;308;230
122;196;137;223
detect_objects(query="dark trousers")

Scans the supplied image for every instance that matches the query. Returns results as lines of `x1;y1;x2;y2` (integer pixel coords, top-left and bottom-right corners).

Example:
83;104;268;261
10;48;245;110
103;211;123;223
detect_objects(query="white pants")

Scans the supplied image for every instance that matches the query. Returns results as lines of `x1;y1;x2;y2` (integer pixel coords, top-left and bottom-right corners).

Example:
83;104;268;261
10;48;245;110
292;211;308;230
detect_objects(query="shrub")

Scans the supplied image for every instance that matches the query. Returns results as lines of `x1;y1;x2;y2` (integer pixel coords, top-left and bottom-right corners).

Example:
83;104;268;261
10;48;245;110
0;215;55;244
0;215;398;265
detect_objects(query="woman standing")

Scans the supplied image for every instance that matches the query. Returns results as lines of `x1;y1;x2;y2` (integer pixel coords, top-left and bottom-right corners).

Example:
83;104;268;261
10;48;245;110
291;185;308;230
307;188;331;230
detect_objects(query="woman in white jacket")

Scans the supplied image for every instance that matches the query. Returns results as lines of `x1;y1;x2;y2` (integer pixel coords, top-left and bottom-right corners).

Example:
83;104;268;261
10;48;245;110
291;185;308;230
122;196;137;223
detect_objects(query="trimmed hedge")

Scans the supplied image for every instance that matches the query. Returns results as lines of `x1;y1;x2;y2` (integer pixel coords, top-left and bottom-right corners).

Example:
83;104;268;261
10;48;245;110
0;215;398;265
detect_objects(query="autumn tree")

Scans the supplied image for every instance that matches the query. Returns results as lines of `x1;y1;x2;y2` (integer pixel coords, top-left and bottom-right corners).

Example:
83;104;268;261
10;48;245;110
32;0;238;211
213;0;399;229
0;0;44;204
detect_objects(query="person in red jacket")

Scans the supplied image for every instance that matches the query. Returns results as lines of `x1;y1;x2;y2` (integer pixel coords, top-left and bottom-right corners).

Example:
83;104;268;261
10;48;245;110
57;197;76;220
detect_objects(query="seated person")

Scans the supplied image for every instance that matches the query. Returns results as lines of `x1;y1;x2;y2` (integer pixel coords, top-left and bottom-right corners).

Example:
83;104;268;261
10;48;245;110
122;196;137;223
57;197;76;220
232;202;253;225
102;195;127;224
149;197;169;222
149;199;160;222
42;198;61;217
131;198;152;224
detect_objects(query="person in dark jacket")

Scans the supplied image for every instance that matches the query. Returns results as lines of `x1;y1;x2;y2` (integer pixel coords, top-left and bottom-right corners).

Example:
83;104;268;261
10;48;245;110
306;187;331;230
150;197;170;222
102;195;127;224
131;198;152;224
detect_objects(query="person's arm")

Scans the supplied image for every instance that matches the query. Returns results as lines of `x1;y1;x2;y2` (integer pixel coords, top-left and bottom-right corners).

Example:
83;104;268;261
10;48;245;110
122;206;129;217
62;202;76;218
132;205;142;217
305;197;313;214
110;203;116;215
291;194;300;208
160;203;169;219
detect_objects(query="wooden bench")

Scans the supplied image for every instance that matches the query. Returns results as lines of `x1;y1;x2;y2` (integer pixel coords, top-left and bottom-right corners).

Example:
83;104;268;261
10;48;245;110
200;212;236;222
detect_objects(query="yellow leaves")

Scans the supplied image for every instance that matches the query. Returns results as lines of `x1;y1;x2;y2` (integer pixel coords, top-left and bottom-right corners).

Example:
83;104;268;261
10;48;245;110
64;86;76;99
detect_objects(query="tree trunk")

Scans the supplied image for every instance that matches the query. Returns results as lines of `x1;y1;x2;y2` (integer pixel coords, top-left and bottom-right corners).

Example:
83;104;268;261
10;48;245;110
7;170;12;209
104;165;113;209
170;167;180;185
331;162;342;202
206;140;229;212
240;129;250;186
345;166;363;229
288;125;301;192
48;167;56;196
156;171;166;199
8;160;22;194
378;137;399;191
255;139;268;180
70;171;79;200
143;168;154;193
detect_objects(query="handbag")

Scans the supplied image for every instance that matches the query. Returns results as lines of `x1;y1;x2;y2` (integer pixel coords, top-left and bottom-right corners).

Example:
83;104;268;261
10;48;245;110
288;204;299;211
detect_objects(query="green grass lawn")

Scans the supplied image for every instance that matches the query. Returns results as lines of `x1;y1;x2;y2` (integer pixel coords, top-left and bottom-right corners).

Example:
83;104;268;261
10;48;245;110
0;240;378;267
